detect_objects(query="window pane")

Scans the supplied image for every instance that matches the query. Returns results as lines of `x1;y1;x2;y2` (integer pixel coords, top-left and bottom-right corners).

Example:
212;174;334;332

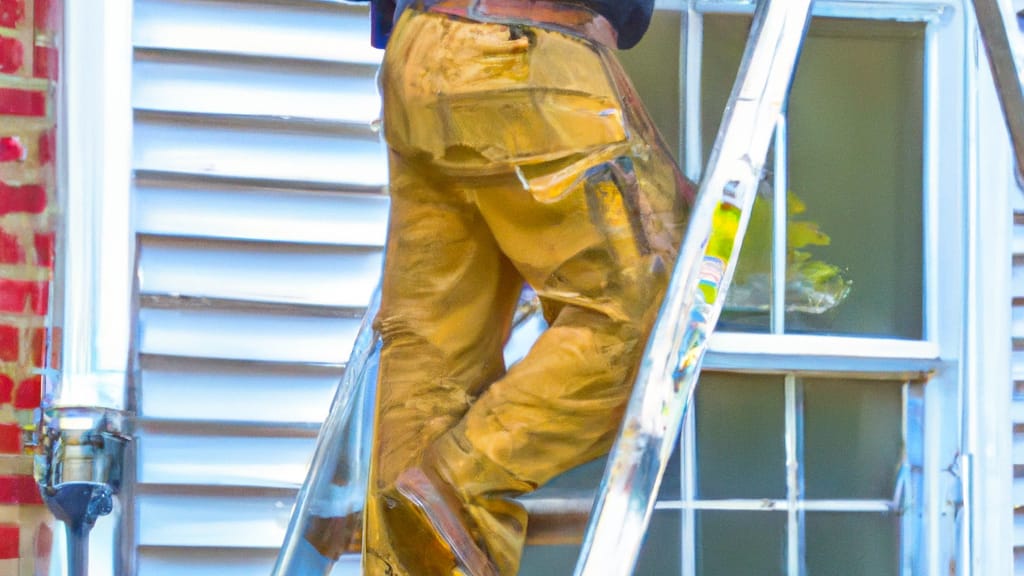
518;511;680;575
803;378;903;500
635;511;683;576
696;374;786;499
700;15;750;169
785;19;925;338
718;155;777;333
619;9;682;162
805;513;899;576
701;16;925;338
657;439;683;501
700;15;776;334
696;511;786;576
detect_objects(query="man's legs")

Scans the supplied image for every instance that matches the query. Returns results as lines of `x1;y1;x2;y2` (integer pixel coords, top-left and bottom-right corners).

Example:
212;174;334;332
363;153;525;576
369;10;693;574
420;140;690;575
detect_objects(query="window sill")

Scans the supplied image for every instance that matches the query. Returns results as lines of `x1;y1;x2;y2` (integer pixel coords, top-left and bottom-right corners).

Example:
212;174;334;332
704;332;941;377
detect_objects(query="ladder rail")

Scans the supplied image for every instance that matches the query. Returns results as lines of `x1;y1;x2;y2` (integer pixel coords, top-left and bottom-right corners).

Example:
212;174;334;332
272;287;382;575
574;1;815;574
974;0;1024;186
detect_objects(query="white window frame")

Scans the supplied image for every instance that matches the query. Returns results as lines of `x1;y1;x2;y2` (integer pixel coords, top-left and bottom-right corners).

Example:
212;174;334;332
672;1;1015;574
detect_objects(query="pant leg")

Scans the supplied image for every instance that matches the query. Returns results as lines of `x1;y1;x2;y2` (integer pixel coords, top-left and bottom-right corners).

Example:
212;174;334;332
374;10;693;575
424;52;692;576
363;152;524;576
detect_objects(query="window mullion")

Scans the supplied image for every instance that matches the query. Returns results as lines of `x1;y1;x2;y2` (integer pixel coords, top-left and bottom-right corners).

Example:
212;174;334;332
785;374;807;575
772;116;789;335
681;413;698;576
683;0;704;182
681;6;703;576
900;382;926;575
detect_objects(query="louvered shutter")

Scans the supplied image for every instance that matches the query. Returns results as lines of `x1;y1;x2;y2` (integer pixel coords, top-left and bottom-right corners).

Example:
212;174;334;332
131;1;385;573
1012;10;1024;573
1015;208;1024;573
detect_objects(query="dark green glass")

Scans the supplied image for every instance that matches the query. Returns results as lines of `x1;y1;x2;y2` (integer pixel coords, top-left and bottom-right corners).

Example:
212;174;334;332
696;374;786;499
620;9;683;162
702;15;925;338
696;511;786;576
806;513;900;576
701;15;773;333
786;18;925;338
803;378;903;499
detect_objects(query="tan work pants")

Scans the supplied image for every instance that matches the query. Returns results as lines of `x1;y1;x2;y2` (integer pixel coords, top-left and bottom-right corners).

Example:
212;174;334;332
365;8;693;575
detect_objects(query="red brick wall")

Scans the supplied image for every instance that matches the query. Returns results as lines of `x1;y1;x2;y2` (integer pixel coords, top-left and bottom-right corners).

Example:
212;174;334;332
0;0;59;573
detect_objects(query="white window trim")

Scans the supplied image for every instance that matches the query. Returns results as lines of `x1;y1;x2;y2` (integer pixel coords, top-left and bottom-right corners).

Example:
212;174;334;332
63;0;135;391
60;1;136;575
960;3;1015;573
705;333;941;374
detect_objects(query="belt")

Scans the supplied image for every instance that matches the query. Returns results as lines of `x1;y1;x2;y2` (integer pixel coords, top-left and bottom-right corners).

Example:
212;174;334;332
418;0;618;49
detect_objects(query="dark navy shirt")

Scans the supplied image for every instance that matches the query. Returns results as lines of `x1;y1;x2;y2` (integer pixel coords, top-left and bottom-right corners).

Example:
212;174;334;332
358;0;655;50
576;0;654;49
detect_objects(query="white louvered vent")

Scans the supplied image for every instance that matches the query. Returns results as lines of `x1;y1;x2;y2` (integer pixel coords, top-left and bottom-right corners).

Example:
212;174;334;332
1014;10;1024;567
1014;178;1024;573
130;0;386;573
1013;6;1024;574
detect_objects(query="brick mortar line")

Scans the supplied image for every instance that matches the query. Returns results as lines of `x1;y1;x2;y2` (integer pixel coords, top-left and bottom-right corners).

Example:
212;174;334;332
0;267;51;282
0;213;58;228
0;117;53;132
0;406;24;425
0;76;48;91
0;317;47;329
0;166;46;183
